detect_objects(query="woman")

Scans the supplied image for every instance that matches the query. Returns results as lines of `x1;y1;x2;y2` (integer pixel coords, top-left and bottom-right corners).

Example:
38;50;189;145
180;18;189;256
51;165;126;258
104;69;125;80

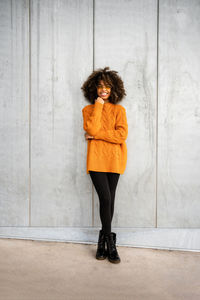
81;66;128;264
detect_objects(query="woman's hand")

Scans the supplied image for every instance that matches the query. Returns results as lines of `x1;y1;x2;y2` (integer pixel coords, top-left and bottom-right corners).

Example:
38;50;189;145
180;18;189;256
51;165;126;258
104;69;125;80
85;132;94;140
95;97;104;104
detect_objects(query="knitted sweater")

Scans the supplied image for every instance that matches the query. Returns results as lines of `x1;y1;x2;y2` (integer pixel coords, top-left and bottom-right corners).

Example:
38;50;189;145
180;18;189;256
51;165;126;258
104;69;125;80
82;101;128;174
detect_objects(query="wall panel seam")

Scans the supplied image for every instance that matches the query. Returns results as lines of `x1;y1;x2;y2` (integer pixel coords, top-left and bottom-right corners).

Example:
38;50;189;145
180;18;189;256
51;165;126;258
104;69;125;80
28;0;31;227
156;0;160;228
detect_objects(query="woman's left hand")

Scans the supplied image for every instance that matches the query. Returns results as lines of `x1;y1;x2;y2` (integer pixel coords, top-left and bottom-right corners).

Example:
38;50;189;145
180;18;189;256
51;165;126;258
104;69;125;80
85;132;94;140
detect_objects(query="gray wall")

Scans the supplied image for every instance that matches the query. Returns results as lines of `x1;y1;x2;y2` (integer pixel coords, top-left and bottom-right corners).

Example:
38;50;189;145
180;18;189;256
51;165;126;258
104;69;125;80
0;0;200;251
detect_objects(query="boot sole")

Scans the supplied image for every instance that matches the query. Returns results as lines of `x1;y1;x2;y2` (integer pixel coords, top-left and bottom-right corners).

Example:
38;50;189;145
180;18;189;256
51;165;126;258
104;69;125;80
108;257;121;263
96;256;107;260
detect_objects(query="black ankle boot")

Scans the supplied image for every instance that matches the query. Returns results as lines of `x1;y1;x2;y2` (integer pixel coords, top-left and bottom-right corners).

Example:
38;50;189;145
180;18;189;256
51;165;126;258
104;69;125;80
96;229;107;260
105;232;121;263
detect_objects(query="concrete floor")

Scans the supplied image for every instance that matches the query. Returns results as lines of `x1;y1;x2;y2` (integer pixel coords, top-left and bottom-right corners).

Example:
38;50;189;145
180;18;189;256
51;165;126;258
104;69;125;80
0;239;200;300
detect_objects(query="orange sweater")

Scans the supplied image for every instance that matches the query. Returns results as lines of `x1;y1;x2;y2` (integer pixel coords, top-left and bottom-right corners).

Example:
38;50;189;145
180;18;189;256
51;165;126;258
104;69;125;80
82;101;128;174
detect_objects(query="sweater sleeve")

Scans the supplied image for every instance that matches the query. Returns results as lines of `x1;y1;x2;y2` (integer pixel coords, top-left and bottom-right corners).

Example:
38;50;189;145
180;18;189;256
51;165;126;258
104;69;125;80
93;106;128;144
82;101;104;136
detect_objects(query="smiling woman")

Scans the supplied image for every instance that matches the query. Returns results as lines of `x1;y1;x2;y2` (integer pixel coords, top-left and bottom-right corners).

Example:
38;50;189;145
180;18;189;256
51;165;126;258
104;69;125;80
80;66;128;264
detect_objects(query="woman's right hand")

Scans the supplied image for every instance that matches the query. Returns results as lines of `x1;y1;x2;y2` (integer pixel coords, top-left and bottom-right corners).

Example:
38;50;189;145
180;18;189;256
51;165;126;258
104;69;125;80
84;132;94;140
95;97;104;104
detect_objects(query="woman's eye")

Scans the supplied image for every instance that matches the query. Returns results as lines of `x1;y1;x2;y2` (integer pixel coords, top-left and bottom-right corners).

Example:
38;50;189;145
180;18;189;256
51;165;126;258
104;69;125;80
97;85;111;89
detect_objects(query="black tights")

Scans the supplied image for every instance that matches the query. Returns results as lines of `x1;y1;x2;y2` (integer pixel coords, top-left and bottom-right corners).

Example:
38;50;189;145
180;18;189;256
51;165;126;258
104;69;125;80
89;171;120;235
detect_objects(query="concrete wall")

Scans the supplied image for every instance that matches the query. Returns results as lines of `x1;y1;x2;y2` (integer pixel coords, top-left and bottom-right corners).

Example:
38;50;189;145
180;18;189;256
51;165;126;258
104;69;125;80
0;0;200;251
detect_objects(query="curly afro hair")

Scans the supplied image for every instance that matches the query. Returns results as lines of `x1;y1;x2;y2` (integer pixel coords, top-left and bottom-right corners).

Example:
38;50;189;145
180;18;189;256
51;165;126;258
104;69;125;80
81;66;126;104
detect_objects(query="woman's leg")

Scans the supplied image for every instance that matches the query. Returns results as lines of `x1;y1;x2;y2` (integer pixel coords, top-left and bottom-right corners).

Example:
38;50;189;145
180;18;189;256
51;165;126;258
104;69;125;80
89;171;112;235
107;173;120;221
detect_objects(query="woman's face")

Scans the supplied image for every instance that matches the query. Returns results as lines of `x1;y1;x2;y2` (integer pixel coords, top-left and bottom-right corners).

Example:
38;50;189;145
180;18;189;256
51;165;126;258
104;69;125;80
97;80;111;101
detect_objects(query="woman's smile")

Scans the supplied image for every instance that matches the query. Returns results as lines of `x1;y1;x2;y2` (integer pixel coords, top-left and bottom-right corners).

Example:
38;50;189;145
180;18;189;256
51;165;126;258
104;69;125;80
100;92;108;97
